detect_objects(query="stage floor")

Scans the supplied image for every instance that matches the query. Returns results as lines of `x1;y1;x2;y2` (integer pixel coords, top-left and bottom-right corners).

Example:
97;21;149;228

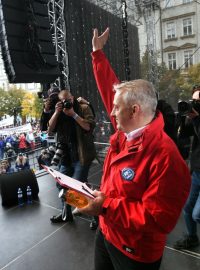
0;163;199;270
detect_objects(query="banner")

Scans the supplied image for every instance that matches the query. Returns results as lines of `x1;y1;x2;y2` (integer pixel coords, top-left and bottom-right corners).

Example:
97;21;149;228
0;123;32;136
0;116;14;128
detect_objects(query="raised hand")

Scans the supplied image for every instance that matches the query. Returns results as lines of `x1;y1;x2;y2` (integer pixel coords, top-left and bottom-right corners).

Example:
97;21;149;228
92;27;110;52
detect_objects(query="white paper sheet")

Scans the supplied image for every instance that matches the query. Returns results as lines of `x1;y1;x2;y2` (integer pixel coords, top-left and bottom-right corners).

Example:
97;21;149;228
43;165;95;199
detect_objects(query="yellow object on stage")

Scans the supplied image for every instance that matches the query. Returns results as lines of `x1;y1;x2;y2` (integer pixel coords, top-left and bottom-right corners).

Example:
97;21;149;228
66;190;89;208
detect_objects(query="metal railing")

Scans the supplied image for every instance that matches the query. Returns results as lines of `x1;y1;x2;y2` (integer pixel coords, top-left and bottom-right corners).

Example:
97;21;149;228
0;141;110;176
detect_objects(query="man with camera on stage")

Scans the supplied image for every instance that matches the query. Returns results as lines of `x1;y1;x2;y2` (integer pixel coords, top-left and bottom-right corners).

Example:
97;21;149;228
78;28;191;270
174;86;200;250
40;87;60;132
48;89;96;223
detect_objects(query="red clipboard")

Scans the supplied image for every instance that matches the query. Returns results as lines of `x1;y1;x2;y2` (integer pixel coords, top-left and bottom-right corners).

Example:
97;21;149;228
42;165;95;199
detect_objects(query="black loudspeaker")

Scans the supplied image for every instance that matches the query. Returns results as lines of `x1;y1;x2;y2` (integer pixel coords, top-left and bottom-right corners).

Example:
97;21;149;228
0;0;61;83
0;169;39;206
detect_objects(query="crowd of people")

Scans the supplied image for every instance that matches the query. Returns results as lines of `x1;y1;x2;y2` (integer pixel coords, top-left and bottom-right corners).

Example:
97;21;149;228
0;152;30;175
0;130;46;160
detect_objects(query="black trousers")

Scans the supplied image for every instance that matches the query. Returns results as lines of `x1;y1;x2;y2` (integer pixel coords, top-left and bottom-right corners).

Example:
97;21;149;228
94;229;162;270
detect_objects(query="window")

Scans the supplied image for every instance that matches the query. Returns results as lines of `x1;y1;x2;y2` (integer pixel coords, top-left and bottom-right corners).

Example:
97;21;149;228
183;18;192;36
184;50;193;68
168;53;176;70
183;0;192;3
166;22;176;39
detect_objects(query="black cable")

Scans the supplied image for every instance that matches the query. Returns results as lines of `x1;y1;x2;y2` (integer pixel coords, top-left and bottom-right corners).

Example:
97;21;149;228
155;0;172;25
121;0;131;81
177;44;200;72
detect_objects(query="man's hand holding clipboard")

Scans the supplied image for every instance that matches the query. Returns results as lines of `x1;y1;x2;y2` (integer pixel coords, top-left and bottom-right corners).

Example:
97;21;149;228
43;165;106;215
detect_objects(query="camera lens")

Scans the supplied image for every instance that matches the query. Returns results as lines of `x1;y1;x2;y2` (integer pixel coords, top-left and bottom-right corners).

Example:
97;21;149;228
178;101;191;115
63;99;73;109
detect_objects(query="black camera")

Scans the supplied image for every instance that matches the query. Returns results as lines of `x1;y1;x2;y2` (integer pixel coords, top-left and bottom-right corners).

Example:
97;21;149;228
178;100;200;115
62;99;73;109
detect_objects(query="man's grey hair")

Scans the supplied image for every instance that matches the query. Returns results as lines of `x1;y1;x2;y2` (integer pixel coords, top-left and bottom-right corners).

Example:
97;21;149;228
113;79;157;116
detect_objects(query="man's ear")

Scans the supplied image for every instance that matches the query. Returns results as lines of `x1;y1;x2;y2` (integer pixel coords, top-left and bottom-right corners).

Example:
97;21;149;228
130;104;140;117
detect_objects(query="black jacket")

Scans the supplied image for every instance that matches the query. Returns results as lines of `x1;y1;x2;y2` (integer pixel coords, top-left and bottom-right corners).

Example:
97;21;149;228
157;100;177;143
179;115;200;171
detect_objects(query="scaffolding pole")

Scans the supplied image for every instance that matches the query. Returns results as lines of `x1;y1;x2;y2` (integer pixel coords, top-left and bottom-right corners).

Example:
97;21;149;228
48;0;69;89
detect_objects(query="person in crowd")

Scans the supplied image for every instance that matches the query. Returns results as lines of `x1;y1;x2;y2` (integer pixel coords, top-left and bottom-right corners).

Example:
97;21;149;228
4;142;16;161
0;136;5;160
26;131;35;150
37;146;55;170
15;153;30;172
48;89;96;224
18;133;28;153
40;131;48;147
174;87;200;250
5;134;15;146
77;28;191;270
0;159;14;174
12;133;19;155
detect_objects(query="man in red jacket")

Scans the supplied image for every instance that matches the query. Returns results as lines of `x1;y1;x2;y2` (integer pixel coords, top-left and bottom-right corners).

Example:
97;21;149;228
79;28;191;270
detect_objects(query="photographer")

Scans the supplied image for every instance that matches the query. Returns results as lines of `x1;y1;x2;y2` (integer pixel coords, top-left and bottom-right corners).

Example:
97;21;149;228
48;89;96;223
40;87;60;132
37;146;55;170
174;88;200;250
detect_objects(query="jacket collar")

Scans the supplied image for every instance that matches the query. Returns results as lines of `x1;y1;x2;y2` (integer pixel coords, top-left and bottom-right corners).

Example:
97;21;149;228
110;111;164;154
126;111;164;150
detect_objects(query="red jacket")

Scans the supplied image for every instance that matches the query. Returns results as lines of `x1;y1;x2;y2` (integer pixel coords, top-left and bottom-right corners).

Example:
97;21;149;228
92;50;191;263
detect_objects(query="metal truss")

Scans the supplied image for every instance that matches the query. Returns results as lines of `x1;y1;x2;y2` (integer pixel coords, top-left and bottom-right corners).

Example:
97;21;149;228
48;0;69;89
88;0;143;25
46;0;160;88
87;0;122;17
142;1;160;87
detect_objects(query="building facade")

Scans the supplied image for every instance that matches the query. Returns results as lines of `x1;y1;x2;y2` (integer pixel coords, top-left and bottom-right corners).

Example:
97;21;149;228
160;0;200;71
136;0;200;71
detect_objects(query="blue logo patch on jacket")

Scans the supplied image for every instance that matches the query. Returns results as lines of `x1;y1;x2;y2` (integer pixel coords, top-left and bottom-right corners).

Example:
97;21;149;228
121;168;135;181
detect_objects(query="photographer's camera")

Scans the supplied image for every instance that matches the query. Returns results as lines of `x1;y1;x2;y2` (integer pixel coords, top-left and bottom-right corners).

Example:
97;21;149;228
62;99;73;109
178;100;200;115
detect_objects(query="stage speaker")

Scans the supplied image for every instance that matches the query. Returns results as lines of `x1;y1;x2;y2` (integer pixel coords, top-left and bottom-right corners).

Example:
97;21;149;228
0;0;61;83
0;169;39;206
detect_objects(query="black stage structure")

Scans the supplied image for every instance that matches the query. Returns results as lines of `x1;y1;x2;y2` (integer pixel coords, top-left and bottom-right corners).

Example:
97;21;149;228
64;0;140;119
0;0;61;83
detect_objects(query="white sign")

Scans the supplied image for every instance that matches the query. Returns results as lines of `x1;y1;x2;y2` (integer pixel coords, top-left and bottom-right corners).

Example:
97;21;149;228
0;116;14;128
0;123;32;136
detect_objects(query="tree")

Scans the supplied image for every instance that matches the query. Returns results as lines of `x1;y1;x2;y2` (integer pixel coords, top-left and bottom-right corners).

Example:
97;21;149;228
0;88;8;118
32;93;43;119
6;86;25;116
140;51;149;81
158;69;182;109
187;63;200;85
140;51;180;109
21;92;35;119
176;63;200;100
0;86;25;118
